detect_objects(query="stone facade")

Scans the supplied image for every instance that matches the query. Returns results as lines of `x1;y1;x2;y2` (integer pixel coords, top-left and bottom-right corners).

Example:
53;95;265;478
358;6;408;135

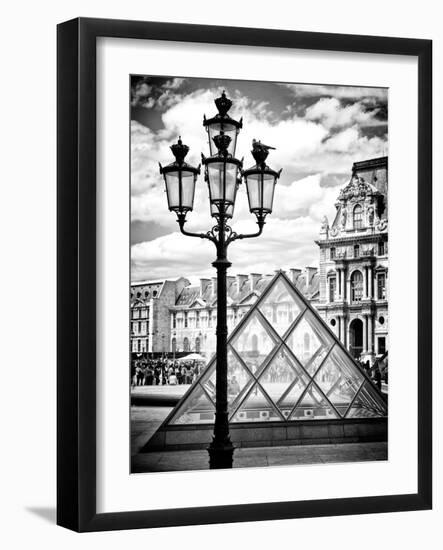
316;157;388;363
130;277;189;354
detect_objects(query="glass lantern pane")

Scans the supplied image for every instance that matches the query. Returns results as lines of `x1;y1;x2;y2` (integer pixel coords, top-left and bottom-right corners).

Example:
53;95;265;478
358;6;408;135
258;348;297;402
258;277;303;336
262;173;276;212
346;381;387;418
169;383;215;424
245;172;261;212
208;162;225;202
231;312;277;375
165;171;180;210
231;384;281;423
180;172;196;210
287;310;333;375
314;345;364;411
290;383;338;420
207;161;237;204
201;348;253;411
224;163;238;203
208;122;238;156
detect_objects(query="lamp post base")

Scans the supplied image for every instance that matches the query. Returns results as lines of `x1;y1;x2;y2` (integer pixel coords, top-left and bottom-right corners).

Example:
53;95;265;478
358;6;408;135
207;439;234;469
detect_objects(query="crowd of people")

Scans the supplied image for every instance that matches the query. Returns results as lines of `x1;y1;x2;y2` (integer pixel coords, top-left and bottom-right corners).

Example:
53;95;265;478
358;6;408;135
131;357;203;388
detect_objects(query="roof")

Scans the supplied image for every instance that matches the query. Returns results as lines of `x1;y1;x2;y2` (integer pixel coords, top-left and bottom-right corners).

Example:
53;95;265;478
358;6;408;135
173;269;318;309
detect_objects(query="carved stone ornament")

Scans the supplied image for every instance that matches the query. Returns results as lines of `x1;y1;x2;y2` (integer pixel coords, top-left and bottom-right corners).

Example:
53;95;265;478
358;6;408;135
339;174;379;202
376;219;388;231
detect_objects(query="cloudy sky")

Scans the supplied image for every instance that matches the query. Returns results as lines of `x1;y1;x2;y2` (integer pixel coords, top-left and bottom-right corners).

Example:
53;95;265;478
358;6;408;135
130;76;387;283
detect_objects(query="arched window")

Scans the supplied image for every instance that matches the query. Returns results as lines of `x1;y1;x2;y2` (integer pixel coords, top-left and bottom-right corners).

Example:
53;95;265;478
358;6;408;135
195;337;201;353
353;204;363;229
351;270;363;302
183;337;190;352
171;338;177;353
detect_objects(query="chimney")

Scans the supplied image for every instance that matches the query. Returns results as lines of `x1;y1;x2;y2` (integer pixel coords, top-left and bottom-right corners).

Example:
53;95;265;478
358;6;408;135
289;268;302;285
249;273;262;290
211;277;217;298
199;278;210;298
306;267;317;286
236;274;248;294
227;276;236;296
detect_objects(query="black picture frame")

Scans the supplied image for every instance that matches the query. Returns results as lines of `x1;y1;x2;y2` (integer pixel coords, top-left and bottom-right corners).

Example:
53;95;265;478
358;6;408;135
57;17;432;532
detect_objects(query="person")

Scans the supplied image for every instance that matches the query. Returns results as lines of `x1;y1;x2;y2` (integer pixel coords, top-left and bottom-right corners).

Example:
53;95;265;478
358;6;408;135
131;363;137;388
169;371;178;385
144;366;154;386
181;365;187;384
154;365;161;386
136;364;144;386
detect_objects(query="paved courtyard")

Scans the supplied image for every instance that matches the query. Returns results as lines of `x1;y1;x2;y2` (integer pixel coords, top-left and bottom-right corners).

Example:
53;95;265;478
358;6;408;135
130;387;387;473
132;441;388;473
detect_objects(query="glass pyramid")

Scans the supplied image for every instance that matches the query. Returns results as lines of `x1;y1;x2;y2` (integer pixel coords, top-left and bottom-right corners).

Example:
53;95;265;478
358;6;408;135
162;271;387;427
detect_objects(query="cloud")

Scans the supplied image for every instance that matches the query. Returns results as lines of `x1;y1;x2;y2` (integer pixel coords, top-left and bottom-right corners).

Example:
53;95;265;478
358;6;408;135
130;81;388;280
131;216;324;282
304;97;385;129
283;83;388;101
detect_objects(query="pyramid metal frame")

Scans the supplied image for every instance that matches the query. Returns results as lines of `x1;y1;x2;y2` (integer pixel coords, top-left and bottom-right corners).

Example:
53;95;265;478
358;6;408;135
158;270;387;430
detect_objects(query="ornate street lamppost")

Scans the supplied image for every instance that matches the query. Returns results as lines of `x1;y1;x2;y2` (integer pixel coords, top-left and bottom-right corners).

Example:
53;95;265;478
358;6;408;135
159;92;281;469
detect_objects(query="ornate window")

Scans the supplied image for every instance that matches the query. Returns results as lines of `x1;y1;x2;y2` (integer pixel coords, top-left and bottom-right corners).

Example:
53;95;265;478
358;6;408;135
330;247;336;259
329;277;336;302
377;273;386;300
353;204;363;229
354;244;360;258
171;337;177;353
350;270;363;303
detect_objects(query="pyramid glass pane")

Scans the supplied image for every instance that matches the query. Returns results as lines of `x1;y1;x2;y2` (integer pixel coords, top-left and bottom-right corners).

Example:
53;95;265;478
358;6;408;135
258;277;303;336
201;347;253;411
277;364;310;418
231;384;281;423
346;381;387;418
258;347;298;402
314;344;364;411
231;312;277;375
290;383;339;420
169;384;215;424
287;310;333;375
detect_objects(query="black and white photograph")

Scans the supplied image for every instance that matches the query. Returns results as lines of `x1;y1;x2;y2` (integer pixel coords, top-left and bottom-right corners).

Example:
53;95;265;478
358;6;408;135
130;76;389;473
